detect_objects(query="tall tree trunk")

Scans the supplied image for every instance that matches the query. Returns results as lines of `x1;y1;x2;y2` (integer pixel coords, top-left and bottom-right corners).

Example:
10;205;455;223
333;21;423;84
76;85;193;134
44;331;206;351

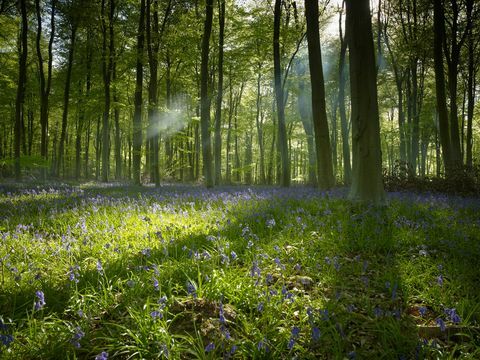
14;0;28;180
305;0;334;189
255;70;266;184
200;0;214;187
100;0;115;182
133;0;145;185
433;0;452;176
75;80;83;179
338;5;351;185
465;0;475;170
84;31;93;180
346;0;385;203
273;0;290;187
113;61;121;179
36;0;55;179
297;75;316;185
214;0;225;185
146;0;160;186
56;25;76;177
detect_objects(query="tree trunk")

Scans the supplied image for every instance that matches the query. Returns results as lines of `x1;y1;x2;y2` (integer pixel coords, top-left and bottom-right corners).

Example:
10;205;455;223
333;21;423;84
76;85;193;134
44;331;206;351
465;0;475;169
200;0;214;188
146;0;160;186
214;0;225;185
14;0;28;180
305;0;334;189
255;70;266;184
338;6;351;185
273;0;290;187
433;0;452;176
346;0;385;204
113;61;121;180
133;0;145;185
56;25;76;177
36;0;55;179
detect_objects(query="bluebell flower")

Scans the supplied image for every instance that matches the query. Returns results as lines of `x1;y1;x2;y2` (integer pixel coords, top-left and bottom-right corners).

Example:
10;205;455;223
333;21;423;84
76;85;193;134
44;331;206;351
186;281;197;298
153;278;159;290
96;260;104;275
230;251;237;260
230;344;237;354
205;342;215;352
219;301;225;324
291;326;300;337
436;318;446;332
0;334;13;347
34;290;46;310
418;306;427;317
266;219;276;228
287;337;295;350
70;327;85;348
150;310;162;319
373;307;383;318
257;302;264;312
95;351;109;360
312;326;321;341
437;275;443;286
445;308;461;324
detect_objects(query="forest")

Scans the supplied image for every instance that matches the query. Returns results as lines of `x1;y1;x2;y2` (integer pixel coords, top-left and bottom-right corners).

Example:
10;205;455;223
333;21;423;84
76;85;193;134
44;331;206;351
1;0;480;358
0;0;478;196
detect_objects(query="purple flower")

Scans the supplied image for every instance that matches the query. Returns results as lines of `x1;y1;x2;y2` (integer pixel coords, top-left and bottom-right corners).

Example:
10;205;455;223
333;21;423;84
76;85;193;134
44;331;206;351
0;334;13;347
153;278;159;290
312;326;321;341
219;301;225;324
34;290;46;310
287;337;295;350
437;275;443;286
96;260;104;275
150;310;162;319
418;306;427;317
70;327;85;348
205;342;215;352
291;326;300;338
436;318;446;332
230;251;237;260
445;308;461;324
95;351;109;360
257;302;264;312
266;219;276;228
186;281;197;298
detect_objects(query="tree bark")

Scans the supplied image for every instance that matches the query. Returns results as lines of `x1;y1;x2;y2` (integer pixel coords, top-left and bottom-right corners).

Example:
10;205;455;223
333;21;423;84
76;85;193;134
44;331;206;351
255;70;266;184
14;0;28;180
305;0;334;189
433;0;452;176
200;0;214;188
56;25;76;177
338;5;351;185
133;0;145;185
346;0;385;204
273;0;290;187
36;0;55;179
214;0;225;185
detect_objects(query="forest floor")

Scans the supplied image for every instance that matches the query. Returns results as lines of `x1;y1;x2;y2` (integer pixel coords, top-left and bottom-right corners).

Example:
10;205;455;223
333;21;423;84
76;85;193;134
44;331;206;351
0;183;479;359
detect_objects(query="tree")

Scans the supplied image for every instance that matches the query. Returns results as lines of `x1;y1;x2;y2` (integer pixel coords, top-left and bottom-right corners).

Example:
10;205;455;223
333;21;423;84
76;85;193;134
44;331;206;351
14;0;28;180
305;0;334;189
214;0;225;185
273;0;290;187
36;0;56;179
133;0;145;185
200;0;214;188
433;0;452;176
346;0;385;203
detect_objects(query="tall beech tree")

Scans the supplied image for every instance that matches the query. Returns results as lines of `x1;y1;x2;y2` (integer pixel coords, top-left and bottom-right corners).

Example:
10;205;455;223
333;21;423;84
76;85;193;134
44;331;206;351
133;0;146;185
273;0;290;187
305;0;334;189
200;0;214;188
346;0;385;203
14;0;28;180
214;0;225;185
36;0;56;179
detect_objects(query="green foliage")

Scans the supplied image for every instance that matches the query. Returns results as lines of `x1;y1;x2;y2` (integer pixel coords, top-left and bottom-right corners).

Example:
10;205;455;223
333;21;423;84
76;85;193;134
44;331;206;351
0;184;479;358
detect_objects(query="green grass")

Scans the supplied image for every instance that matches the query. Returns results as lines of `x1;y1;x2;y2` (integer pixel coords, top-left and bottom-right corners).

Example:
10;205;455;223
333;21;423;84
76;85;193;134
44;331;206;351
0;183;479;359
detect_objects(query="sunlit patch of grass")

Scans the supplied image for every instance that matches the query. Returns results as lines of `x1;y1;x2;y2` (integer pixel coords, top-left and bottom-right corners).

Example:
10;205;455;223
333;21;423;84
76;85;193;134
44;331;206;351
0;184;479;358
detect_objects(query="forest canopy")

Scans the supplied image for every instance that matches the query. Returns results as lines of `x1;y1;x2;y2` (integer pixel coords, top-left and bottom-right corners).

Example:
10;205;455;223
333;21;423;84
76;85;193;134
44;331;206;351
0;0;479;197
